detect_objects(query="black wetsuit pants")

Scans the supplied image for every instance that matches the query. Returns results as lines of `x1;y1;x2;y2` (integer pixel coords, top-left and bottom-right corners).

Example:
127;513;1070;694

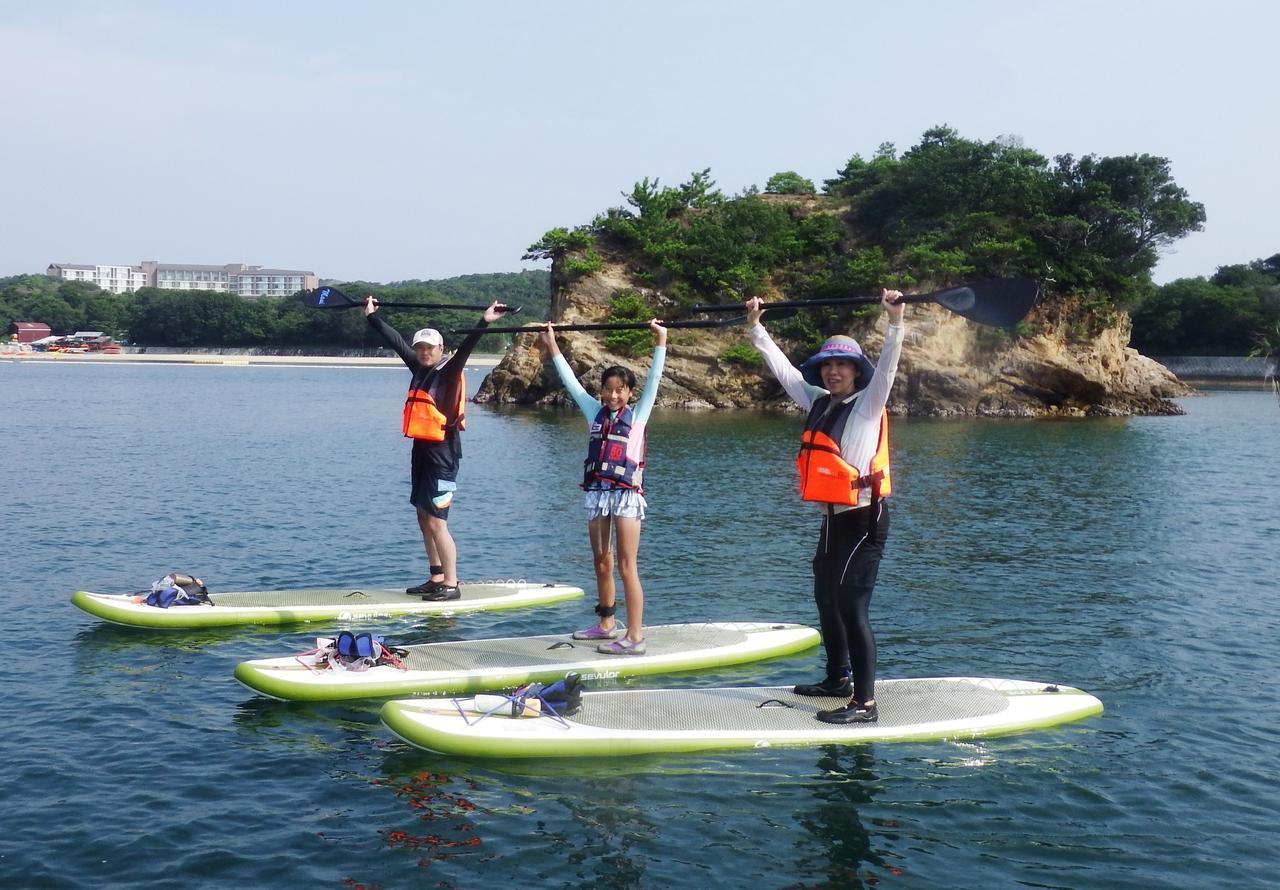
812;501;889;704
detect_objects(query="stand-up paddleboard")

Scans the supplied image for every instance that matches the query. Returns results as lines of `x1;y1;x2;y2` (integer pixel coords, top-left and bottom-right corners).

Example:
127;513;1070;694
71;582;584;629
381;678;1103;758
236;623;820;701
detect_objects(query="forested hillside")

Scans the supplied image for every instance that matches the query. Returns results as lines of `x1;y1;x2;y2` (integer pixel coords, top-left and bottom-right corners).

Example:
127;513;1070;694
0;270;550;351
1129;257;1280;355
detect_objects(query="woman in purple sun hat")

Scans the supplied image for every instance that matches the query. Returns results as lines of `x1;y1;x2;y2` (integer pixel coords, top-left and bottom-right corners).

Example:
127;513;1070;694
745;288;907;725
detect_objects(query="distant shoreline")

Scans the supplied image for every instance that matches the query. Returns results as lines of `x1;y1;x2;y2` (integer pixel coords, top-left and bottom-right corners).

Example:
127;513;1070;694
1;352;504;369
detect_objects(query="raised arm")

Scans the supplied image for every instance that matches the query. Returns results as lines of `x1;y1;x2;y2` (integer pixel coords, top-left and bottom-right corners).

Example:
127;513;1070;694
630;319;667;425
446;301;507;373
364;296;419;369
541;323;602;422
745;297;824;410
853;289;906;420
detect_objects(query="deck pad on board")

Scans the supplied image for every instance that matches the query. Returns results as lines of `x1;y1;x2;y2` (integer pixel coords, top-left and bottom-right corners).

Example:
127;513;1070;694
381;678;1104;758
236;622;820;701
71;582;583;629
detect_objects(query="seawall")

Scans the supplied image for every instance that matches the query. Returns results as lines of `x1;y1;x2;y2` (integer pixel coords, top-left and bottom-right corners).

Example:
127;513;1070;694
1155;356;1273;381
2;351;503;369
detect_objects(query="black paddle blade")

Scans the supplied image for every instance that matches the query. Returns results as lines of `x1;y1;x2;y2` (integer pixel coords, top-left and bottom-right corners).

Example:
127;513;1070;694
304;286;359;309
929;286;976;314
945;278;1040;327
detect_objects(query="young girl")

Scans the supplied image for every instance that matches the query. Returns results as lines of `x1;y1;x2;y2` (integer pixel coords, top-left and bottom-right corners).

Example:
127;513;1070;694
540;320;667;655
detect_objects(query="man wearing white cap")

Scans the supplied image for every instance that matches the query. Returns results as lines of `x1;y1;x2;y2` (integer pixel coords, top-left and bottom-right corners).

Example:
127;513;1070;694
745;288;906;724
364;295;507;599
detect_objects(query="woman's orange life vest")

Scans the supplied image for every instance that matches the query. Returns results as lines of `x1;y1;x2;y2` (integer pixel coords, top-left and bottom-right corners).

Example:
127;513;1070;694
796;395;891;506
402;375;466;441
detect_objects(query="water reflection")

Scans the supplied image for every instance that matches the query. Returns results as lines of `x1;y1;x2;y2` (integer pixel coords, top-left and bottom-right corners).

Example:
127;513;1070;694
793;746;899;887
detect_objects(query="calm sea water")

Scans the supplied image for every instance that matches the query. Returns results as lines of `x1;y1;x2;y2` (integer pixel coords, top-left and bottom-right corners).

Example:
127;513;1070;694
1;361;1276;889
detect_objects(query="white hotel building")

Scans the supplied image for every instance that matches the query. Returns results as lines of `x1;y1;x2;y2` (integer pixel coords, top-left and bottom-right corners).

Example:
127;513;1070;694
47;263;149;294
47;261;319;297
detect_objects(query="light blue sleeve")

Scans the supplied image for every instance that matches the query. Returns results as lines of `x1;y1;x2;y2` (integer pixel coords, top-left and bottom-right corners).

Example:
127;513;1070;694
631;346;666;425
552;353;602;423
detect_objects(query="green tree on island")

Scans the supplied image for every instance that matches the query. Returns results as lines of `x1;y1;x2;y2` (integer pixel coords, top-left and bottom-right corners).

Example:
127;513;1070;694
765;171;817;195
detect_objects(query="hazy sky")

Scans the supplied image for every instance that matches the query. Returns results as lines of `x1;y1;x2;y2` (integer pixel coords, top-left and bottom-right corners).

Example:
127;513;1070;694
2;1;1274;285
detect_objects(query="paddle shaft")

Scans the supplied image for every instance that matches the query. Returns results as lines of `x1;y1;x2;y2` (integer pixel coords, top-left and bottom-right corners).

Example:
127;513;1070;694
688;278;1039;327
381;300;520;311
454;316;753;335
689;294;922;313
305;286;517;313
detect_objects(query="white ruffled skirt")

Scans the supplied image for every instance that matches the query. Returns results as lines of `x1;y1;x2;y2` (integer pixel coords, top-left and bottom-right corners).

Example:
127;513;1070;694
583;487;648;521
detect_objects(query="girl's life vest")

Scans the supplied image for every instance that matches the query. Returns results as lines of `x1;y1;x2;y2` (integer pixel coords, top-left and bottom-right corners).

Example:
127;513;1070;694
796;395;891;506
582;404;646;492
402;372;466;441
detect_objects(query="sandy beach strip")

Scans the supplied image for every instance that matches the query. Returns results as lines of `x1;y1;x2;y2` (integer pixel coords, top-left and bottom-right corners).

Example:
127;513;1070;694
3;352;504;369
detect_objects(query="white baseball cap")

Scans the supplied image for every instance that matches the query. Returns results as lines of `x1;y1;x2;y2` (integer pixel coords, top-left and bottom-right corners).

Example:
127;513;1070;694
411;328;443;347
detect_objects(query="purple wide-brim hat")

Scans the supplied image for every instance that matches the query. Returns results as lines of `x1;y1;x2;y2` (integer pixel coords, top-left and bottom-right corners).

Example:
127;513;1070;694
800;335;876;390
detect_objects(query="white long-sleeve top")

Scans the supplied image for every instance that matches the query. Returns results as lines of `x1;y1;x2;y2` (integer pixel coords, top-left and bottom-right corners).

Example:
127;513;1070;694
749;321;905;511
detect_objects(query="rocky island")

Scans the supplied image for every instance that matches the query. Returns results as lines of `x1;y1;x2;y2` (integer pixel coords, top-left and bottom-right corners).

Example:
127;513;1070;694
479;127;1204;416
476;258;1189;417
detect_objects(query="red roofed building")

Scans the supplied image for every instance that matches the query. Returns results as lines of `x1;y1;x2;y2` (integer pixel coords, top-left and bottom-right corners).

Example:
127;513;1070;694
9;322;53;343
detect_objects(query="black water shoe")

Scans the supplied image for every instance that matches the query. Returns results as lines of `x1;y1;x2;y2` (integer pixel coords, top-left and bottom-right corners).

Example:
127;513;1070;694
409;579;454;594
793;676;853;698
421;584;461;602
816;700;878;724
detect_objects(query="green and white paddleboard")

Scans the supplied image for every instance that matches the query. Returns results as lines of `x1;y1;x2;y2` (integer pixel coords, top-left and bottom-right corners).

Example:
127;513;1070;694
381;678;1104;758
71;582;584;629
236;622;820;701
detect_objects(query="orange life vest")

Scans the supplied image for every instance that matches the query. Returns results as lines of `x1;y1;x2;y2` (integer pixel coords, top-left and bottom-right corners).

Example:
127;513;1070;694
402;376;466;441
796;396;891;506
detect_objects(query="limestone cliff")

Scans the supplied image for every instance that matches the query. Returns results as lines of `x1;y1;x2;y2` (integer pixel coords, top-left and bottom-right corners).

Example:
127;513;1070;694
475;260;1191;416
